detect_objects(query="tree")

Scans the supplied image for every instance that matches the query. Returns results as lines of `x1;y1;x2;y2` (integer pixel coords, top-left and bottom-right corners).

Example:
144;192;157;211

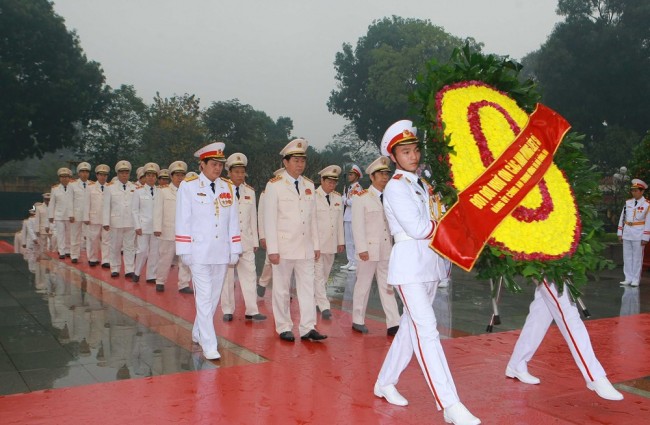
203;99;293;190
328;16;482;147
0;0;105;166
526;0;650;168
141;93;207;171
629;131;650;186
82;85;148;169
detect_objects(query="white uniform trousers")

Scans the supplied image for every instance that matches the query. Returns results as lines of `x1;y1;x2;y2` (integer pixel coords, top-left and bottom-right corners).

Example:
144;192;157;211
134;233;159;280
258;253;273;288
352;259;400;328
222;251;259;315
86;224;110;264
343;221;356;266
190;263;227;353
109;227;136;274
272;258;317;336
507;280;606;384
622;239;645;284
54;220;70;256
36;234;48;259
377;281;459;410
314;253;335;311
69;221;83;260
157;240;191;289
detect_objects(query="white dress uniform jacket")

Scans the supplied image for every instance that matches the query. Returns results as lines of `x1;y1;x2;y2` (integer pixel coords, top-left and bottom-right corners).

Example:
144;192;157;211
315;186;344;254
342;181;363;222
617;197;650;241
83;180;110;264
103;181;137;228
69;178;91;260
48;184;73;221
132;184;158;234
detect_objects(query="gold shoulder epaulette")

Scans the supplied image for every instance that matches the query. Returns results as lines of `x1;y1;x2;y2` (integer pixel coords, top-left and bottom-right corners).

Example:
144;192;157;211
244;182;255;191
392;174;403;180
220;177;234;184
184;174;198;182
268;175;282;183
159;184;169;188
332;190;341;196
303;176;314;184
106;182;113;186
135;186;143;190
355;189;368;196
51;183;59;188
88;181;96;185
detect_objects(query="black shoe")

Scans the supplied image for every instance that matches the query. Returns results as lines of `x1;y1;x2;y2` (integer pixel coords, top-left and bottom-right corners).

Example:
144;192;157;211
156;284;164;292
101;263;110;269
279;331;295;342
59;255;65;259
71;258;78;264
223;314;233;322
178;287;194;294
146;279;156;284
89;261;98;267
111;272;119;278
125;272;134;278
256;284;266;297
301;329;328;341
352;323;369;334
245;314;267;321
132;274;140;283
387;326;399;337
321;309;332;320
65;253;71;258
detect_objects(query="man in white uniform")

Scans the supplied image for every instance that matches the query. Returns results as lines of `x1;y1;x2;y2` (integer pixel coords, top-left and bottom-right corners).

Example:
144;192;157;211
351;156;400;336
132;162;160;284
103;160;137;278
341;165;363;271
48;167;73;259
34;193;51;258
221;153;266;321
314;165;345;320
84;164;111;267
153;161;193;294
374;120;481;425
617;178;649;287
176;142;242;360
264;139;326;342
69;162;92;263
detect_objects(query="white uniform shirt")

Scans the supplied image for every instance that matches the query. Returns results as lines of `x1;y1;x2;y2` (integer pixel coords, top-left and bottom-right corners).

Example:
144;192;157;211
383;170;440;285
175;173;242;264
263;171;319;259
103;181;137;228
352;186;392;261
48;183;73;221
235;183;259;252
315;186;344;255
34;203;49;233
83;181;106;225
617;197;650;241
69;179;92;221
132;183;158;234
153;184;178;241
342;181;363;222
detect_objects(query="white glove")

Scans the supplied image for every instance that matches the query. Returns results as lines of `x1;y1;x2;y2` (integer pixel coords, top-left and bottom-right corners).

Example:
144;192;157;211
229;253;240;266
181;254;193;266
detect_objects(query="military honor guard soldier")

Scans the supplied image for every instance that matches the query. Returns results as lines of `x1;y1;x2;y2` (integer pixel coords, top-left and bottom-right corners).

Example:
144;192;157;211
83;164;111;267
34;193;51;258
256;167;284;298
313;165;345;320
132;162;161;284
153;161;193;294
69;162;92;263
48;167;74;259
158;169;171;186
103;160;137;278
264;139;327;342
175;142;242;360
341;164;363;271
617;178;649;287
135;166;145;188
351;157;400;336
221;153;266;321
374;120;481;425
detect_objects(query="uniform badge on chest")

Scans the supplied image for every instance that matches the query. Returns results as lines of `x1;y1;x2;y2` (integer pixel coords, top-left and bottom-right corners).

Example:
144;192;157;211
218;191;233;207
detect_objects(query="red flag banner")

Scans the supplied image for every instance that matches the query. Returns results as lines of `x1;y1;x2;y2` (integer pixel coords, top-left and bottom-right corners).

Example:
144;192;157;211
430;104;570;271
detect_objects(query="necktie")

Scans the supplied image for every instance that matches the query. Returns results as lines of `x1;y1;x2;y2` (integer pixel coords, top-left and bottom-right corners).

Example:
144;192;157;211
63;186;66;192
101;185;104;192
417;178;425;190
236;186;240;199
326;194;330;205
634;200;638;207
123;184;126;191
380;193;383;204
294;180;300;195
83;182;86;189
150;187;153;197
210;182;215;194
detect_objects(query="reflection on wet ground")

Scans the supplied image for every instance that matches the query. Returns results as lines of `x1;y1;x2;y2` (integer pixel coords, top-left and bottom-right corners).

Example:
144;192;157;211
1;239;649;396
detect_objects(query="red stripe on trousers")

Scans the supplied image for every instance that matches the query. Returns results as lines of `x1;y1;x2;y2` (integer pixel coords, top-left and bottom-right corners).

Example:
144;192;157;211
397;285;443;408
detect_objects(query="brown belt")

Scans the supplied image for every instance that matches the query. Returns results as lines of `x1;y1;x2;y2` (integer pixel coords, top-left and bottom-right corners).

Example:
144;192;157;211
625;221;646;226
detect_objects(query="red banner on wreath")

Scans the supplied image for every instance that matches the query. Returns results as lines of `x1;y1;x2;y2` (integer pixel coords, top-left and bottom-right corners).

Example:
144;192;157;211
430;104;570;271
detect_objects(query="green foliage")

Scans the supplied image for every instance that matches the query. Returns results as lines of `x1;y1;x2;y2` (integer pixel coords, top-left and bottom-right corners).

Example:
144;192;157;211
414;46;613;293
0;0;105;166
629;131;650;185
328;16;482;146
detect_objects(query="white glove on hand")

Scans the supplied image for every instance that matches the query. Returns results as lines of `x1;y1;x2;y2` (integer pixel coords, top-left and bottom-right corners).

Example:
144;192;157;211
181;254;193;266
229;253;240;266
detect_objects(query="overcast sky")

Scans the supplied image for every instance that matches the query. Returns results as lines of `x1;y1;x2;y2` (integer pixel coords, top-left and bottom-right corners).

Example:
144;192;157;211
52;0;562;149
